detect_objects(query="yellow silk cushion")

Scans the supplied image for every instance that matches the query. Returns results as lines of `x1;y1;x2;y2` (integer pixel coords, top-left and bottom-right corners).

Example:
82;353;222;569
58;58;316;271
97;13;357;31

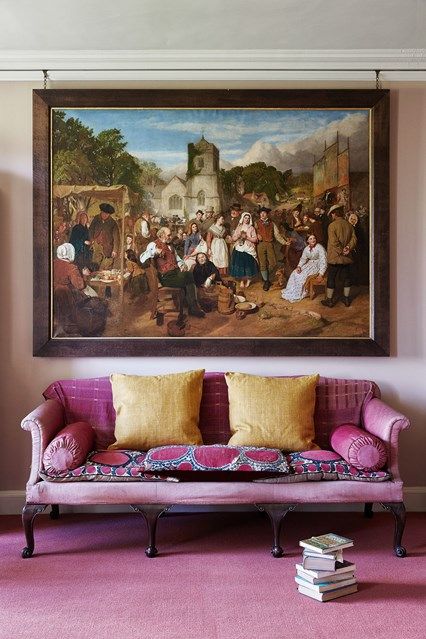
225;372;319;451
109;370;204;450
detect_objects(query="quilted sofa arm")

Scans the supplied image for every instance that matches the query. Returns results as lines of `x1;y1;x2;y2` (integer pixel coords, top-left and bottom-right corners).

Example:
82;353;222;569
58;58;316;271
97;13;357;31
362;397;410;481
21;400;65;486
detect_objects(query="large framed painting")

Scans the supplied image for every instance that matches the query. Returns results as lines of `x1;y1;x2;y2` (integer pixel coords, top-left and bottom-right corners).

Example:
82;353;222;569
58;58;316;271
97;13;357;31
33;89;389;356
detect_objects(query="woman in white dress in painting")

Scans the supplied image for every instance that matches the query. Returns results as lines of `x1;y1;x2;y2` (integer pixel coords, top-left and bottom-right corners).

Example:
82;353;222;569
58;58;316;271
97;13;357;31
206;213;229;275
282;234;327;302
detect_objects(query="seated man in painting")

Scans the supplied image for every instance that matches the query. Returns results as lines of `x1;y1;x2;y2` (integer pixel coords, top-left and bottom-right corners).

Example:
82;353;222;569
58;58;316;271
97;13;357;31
140;227;205;318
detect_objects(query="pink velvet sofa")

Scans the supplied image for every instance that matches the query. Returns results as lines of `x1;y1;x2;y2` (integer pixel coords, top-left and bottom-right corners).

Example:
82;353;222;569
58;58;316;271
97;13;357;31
21;373;410;558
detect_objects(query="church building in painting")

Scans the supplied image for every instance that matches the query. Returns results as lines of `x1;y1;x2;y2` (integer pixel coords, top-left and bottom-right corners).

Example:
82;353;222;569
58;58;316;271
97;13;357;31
151;135;223;220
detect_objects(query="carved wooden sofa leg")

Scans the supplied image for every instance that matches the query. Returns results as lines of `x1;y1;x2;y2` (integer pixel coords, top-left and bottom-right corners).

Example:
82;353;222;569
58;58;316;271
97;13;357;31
50;504;60;520
256;503;297;557
364;502;374;518
380;501;407;557
21;504;47;558
131;504;172;557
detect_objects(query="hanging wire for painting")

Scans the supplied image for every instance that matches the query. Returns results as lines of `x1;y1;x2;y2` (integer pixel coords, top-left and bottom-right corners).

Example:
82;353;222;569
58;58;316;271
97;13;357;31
375;70;382;89
43;70;48;89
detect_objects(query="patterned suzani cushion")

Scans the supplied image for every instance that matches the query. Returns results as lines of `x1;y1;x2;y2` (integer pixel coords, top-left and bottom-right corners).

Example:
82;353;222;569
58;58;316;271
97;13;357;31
255;450;390;483
287;450;345;481
141;445;289;473
40;450;178;482
289;450;390;481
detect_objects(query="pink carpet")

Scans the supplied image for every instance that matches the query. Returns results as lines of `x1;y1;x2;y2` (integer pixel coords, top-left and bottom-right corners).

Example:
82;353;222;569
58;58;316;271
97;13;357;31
0;511;425;639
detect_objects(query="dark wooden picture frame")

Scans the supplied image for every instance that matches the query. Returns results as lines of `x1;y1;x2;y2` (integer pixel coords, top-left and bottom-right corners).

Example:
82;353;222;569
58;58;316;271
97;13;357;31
33;89;389;357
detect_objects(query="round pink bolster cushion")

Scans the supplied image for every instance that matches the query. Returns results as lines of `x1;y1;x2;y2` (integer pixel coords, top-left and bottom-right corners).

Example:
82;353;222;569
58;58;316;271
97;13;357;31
330;423;387;471
43;422;94;474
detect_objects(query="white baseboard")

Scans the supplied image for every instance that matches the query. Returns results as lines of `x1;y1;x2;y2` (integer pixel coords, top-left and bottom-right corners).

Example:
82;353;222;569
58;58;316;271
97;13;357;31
1;487;425;515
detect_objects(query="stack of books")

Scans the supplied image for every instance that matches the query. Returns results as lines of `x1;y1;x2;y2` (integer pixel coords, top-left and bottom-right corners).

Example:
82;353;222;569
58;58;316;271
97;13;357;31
295;533;357;601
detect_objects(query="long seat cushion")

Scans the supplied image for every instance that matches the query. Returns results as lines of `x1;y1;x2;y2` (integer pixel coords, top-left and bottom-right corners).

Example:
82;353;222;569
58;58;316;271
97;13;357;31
40;448;390;483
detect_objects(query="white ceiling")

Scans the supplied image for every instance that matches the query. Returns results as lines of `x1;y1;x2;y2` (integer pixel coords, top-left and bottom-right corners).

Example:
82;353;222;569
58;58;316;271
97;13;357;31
2;0;425;51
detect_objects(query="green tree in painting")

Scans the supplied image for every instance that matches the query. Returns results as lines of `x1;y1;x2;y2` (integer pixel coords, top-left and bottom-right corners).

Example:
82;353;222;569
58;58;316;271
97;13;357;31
220;162;292;204
52;113;146;197
93;128;127;185
52;111;96;184
53;149;95;184
220;166;244;200
52;110;95;157
138;160;163;188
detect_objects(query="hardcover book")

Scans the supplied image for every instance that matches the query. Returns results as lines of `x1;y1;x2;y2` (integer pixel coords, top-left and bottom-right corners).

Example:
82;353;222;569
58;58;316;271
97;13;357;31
303;549;344;562
295;560;356;581
299;533;353;554
295;574;357;593
302;554;338;571
297;583;358;602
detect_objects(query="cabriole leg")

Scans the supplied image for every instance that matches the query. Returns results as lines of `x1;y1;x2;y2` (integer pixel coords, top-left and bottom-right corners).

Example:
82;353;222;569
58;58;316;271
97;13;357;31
380;501;407;557
131;504;172;557
256;503;297;558
364;502;374;518
50;504;60;520
21;504;47;558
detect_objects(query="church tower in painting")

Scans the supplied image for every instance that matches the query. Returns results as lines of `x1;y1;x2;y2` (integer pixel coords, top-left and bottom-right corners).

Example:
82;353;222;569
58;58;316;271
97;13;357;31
185;135;222;217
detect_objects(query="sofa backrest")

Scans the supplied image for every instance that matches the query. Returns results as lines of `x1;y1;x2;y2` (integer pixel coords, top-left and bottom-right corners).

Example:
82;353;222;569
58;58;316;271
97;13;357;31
43;373;379;450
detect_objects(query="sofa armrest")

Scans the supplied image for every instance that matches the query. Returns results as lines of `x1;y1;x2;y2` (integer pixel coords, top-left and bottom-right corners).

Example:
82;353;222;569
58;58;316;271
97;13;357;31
362;397;410;481
21;400;65;487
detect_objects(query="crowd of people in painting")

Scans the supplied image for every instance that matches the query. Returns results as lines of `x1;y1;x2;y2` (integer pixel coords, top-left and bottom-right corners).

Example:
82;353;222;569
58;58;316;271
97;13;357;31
53;198;369;333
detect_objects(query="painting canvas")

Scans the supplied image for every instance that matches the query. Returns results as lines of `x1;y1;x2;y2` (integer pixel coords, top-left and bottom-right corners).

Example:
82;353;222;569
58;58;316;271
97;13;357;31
33;90;389;356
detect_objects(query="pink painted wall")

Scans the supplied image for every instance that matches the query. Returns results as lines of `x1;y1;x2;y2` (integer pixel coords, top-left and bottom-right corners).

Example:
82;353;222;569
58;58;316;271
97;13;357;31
0;82;424;507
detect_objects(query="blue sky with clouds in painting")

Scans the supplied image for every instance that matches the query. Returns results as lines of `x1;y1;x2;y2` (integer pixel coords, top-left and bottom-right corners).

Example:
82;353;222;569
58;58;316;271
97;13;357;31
60;108;368;168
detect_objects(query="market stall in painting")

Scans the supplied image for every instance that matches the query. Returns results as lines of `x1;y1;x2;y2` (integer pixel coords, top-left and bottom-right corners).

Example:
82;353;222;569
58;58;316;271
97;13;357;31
52;184;136;337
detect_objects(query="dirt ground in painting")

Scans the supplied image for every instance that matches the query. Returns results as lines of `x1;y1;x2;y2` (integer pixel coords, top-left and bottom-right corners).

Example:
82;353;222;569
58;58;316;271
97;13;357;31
102;279;370;340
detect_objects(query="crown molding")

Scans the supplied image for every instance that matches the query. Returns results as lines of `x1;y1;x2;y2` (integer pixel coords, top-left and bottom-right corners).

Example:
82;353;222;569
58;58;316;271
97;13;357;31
0;49;425;82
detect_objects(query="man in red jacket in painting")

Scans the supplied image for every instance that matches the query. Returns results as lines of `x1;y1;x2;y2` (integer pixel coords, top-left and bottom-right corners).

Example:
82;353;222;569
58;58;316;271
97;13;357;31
140;227;205;318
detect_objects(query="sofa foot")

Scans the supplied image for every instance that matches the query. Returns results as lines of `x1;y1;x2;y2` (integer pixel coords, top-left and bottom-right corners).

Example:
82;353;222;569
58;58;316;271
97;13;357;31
380;501;407;557
145;545;159;558
21;504;47;558
131;504;172;557
255;503;297;558
50;504;60;520
364;502;374;518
